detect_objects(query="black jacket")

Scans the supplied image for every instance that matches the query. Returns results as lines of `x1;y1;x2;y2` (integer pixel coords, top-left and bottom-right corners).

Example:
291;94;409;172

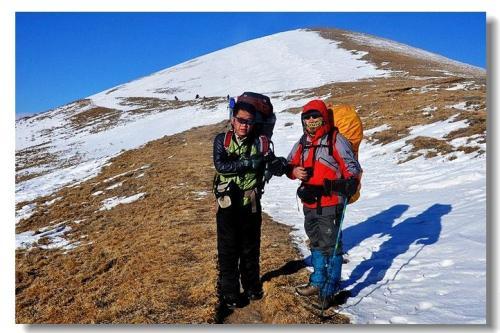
213;133;250;174
213;132;288;177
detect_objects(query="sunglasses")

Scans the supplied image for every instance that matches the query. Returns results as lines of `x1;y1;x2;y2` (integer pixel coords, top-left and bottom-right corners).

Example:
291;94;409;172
234;116;255;125
302;114;322;120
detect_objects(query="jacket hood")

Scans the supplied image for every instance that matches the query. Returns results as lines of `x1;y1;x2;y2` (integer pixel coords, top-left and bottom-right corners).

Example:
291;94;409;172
302;99;330;140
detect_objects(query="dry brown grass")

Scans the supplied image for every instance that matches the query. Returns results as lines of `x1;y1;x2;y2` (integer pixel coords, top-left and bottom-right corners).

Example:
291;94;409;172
22;99;93;122
119;96;227;115
314;28;484;78
15;144;57;174
69;106;122;133
279;75;485;160
16;121;348;324
119;97;193;114
402;136;455;161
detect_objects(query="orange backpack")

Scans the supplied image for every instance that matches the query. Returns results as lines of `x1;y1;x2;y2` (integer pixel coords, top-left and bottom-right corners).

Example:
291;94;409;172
328;104;363;204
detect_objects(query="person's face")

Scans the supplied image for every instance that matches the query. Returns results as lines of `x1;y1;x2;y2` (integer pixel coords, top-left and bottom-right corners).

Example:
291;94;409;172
232;109;255;138
303;113;323;134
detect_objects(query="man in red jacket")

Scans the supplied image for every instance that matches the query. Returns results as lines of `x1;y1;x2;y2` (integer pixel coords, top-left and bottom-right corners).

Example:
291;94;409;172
287;99;362;309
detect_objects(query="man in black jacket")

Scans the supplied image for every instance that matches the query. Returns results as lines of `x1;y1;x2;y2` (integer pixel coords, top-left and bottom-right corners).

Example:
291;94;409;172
213;94;287;309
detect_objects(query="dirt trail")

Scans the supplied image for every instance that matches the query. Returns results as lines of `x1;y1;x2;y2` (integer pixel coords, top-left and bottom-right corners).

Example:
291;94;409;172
15;121;349;324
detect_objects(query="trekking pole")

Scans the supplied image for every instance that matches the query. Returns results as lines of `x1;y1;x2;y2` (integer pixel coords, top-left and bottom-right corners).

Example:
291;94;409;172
333;195;348;260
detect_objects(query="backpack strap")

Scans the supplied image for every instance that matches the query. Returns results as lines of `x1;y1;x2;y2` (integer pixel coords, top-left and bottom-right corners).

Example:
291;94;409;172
329;127;353;180
225;130;269;159
327;127;339;157
257;135;270;156
299;133;308;166
223;130;233;151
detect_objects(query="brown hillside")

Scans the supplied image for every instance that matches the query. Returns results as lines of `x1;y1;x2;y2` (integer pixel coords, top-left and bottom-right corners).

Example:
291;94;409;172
282;76;486;162
314;28;485;78
15;121;349;324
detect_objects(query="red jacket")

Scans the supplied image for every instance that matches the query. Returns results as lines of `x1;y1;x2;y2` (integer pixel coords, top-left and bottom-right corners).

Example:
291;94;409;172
287;100;361;208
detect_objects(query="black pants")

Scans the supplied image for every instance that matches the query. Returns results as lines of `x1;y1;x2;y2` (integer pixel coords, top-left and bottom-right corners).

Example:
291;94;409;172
216;202;262;298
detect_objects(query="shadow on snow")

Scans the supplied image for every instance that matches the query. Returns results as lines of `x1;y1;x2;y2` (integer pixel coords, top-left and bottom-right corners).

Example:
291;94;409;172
259;203;452;305
341;203;452;297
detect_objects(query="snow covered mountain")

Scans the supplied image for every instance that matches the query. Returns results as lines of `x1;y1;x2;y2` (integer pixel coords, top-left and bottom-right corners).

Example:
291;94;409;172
15;28;486;324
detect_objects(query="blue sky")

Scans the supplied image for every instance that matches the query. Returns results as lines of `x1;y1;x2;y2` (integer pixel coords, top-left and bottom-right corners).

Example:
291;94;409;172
16;12;486;117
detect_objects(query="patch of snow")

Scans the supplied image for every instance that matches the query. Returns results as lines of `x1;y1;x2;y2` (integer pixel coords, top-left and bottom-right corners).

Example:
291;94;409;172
422;106;437;113
410;85;440;94
106;181;124;190
15;203;37;224
445;83;467;91
193;191;209;201
364;124;391;136
16;224;72;250
446;102;473;111
99;192;146;211
449;134;485;152
408;116;469;139
16;156;113;204
44;196;62;206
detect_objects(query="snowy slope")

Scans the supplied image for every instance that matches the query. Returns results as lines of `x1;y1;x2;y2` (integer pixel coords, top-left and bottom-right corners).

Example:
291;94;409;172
89;30;391;107
16;29;390;204
262;107;486;324
15;28;486;324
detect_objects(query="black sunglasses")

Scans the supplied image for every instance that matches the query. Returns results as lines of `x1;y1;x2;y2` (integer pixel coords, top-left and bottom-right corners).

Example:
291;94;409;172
302;114;322;120
234;116;255;125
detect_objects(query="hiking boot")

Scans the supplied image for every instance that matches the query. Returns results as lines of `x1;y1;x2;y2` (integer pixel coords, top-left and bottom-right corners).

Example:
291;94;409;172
245;289;263;301
295;284;319;297
221;294;238;310
315;294;334;310
313;290;352;310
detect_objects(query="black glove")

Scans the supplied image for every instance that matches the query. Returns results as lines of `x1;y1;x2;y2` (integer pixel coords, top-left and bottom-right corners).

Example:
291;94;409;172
241;156;264;170
345;178;359;197
323;178;358;197
323;179;341;196
267;156;288;176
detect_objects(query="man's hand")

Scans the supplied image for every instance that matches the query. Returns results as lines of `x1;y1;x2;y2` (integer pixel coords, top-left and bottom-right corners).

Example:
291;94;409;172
292;166;310;181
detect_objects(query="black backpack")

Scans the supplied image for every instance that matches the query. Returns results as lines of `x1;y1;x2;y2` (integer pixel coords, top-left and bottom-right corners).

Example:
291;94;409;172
230;92;276;139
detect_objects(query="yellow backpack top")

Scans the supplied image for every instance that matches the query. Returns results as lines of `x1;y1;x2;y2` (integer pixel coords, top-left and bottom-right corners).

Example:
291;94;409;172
328;104;363;204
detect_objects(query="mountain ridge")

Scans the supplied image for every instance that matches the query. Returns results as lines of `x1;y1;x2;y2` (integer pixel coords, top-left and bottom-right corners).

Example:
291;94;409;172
15;28;486;204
